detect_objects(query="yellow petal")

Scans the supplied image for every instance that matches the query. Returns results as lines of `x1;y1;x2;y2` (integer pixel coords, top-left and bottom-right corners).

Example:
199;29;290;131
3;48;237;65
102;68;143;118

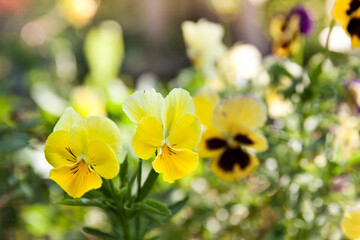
193;88;220;127
351;35;360;47
70;116;122;154
85;140;119;179
122;89;164;124
132;116;164;159
167;113;201;150
212;94;267;134
341;205;360;240
152;144;199;183
229;123;268;152
332;0;352;22
44;130;81;168
209;148;258;181
197;126;227;158
53;107;82;132
49;160;102;198
162;88;195;136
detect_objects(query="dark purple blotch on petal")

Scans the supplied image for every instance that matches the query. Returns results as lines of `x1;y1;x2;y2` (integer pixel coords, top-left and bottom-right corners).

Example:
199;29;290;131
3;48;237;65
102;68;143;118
290;5;313;35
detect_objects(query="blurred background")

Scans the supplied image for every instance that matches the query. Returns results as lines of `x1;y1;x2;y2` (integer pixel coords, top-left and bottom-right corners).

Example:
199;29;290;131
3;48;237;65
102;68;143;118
2;0;359;239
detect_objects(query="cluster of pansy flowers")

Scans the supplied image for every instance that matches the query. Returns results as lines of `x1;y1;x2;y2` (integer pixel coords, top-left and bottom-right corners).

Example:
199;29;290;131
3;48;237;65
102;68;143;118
333;0;360;47
44;87;269;198
269;5;313;57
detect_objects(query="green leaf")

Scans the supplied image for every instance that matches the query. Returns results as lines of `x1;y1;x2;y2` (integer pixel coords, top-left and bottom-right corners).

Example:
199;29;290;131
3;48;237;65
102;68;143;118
167;196;188;217
0;132;29;152
119;154;129;187
138;199;171;216
117;187;127;202
137;168;159;201
82;227;114;239
55;198;105;208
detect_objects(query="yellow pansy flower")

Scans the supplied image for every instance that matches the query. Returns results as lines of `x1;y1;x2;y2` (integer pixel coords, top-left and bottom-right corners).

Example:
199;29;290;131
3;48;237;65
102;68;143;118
44;107;121;198
194;89;268;181
270;14;301;58
341;204;360;239
333;0;360;47
122;88;201;183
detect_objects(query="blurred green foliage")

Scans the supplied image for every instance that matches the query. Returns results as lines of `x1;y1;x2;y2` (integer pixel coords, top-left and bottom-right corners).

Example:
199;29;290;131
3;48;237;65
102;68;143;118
1;0;360;239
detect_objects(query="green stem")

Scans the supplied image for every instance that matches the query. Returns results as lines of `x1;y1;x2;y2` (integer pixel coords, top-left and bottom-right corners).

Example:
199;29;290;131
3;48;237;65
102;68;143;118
136;168;159;202
137;159;142;196
325;19;335;55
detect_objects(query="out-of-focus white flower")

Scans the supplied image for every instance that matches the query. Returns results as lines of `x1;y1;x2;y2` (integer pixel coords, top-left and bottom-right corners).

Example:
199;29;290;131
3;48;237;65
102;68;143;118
136;72;160;91
218;43;262;89
319;26;351;53
266;88;294;118
182;19;226;78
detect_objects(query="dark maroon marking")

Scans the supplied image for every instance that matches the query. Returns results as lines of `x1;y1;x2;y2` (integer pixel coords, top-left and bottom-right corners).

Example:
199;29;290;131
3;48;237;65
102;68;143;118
347;0;360;15
65;147;77;161
347;18;360;37
217;148;251;172
234;134;254;145
206;138;227;150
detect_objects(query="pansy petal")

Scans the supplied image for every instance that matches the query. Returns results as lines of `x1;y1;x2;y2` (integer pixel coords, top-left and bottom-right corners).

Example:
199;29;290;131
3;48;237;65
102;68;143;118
162;88;195;136
152;145;199;183
132;116;164;159
341;205;360;240
212;94;267;133
167;113;201;150
122;89;164;124
230;123;268;152
49;160;102;198
210;148;258;181
53;107;82;132
333;0;353;22
193;89;220;127
85;140;119;179
70;116;122;154
44;130;80;168
197;126;227;158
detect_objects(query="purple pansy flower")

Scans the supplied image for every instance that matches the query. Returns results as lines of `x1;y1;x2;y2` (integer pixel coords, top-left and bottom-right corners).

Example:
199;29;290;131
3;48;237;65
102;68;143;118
290;5;314;35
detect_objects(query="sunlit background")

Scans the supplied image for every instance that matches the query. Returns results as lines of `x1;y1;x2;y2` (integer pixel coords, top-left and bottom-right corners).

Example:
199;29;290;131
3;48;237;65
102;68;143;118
2;0;360;239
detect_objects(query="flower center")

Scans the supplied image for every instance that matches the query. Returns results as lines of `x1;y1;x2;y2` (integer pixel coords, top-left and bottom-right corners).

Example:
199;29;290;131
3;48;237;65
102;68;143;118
78;154;88;164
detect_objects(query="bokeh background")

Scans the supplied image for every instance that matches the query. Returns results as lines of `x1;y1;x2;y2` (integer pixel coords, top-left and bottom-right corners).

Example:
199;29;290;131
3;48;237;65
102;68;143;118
1;0;359;239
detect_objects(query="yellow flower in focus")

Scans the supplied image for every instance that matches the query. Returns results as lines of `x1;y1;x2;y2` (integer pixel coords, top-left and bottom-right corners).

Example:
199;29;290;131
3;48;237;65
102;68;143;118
182;19;226;77
58;0;98;28
70;86;106;118
123;88;201;183
333;0;360;47
44;107;121;198
194;89;268;181
341;204;360;240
